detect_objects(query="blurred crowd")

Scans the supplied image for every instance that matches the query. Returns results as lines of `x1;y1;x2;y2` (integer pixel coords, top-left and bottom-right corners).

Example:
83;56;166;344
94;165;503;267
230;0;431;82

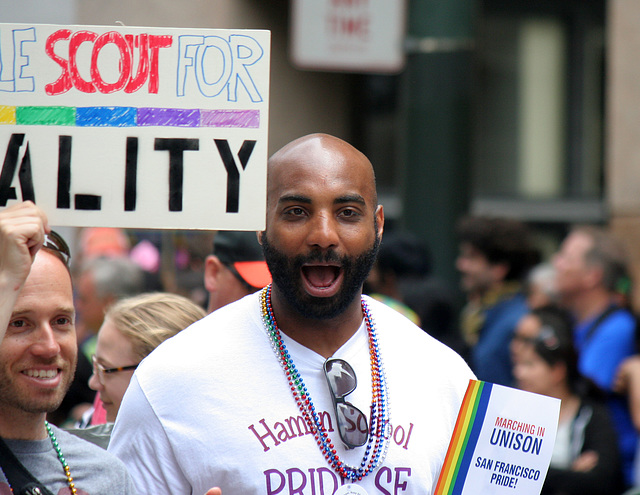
364;216;640;495
45;226;271;430
40;212;640;495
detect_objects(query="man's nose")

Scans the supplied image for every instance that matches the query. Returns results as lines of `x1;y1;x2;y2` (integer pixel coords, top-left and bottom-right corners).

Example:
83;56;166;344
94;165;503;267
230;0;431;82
307;213;339;250
31;323;62;357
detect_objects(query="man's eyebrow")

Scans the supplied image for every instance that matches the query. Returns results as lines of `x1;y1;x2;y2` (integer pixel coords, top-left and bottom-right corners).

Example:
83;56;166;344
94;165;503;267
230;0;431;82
9;309;31;318
277;194;366;206
335;194;366;205
278;195;312;205
11;307;75;318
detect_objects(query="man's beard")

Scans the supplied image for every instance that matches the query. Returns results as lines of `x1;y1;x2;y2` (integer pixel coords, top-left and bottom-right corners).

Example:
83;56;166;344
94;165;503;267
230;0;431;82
262;231;380;320
0;360;76;415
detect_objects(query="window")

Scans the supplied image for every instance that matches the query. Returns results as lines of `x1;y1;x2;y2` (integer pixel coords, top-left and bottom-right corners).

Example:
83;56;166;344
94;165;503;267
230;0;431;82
471;0;606;223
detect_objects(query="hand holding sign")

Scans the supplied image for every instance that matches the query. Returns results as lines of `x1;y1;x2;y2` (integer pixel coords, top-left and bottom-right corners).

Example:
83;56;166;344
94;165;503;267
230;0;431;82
435;380;560;495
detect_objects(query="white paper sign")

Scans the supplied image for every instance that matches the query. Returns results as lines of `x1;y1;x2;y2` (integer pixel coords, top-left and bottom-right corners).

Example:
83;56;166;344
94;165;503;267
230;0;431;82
435;380;560;495
0;23;270;230
290;0;406;73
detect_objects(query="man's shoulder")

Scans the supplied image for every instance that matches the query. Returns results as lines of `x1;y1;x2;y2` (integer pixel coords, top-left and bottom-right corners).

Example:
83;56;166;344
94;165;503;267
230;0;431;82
56;425;115;456
51;425;130;473
133;291;265;381
485;292;528;323
364;294;424;332
147;291;261;350
53;425;136;493
490;291;527;310
197;290;261;327
365;295;472;368
597;306;637;334
603;306;636;323
65;423;113;450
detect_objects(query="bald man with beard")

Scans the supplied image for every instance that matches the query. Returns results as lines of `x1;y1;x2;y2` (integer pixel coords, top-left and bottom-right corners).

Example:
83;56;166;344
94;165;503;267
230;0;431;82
110;134;474;495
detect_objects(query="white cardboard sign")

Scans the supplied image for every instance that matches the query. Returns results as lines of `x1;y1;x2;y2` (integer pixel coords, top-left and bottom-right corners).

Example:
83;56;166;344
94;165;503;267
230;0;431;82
0;23;270;230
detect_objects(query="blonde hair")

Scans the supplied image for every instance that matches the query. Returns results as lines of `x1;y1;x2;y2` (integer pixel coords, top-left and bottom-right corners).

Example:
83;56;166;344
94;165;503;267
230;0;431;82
104;292;206;361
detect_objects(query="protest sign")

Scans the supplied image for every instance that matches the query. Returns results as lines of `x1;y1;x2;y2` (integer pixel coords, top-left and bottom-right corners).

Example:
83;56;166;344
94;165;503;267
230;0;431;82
0;23;270;229
290;0;406;73
435;380;560;495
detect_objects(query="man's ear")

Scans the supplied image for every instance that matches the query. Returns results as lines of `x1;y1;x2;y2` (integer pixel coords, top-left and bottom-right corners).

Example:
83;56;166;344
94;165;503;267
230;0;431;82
257;231;264;245
375;204;384;239
204;255;223;292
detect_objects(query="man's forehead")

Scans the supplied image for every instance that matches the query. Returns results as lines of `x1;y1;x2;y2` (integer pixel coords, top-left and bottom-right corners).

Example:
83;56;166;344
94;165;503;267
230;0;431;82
10;279;75;321
563;232;592;254
17;251;74;300
269;164;376;208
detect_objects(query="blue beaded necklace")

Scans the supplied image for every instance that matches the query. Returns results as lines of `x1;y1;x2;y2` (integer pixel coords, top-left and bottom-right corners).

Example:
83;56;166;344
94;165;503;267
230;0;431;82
260;285;391;481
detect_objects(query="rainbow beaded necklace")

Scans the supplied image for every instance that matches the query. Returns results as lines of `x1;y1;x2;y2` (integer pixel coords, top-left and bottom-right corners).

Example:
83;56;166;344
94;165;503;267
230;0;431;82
45;421;77;494
1;422;76;494
260;285;391;481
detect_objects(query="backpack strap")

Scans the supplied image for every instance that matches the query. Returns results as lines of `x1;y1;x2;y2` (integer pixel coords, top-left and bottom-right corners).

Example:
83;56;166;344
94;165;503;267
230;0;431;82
0;436;55;495
583;305;619;345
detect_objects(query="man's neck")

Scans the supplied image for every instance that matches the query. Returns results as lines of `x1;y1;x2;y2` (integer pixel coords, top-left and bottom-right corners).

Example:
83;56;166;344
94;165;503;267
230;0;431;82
568;289;615;324
0;409;48;441
476;280;521;307
269;289;364;359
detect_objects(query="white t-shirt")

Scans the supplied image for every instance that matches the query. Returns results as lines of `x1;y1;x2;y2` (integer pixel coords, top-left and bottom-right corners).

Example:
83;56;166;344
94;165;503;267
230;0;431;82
109;292;475;495
550;419;572;469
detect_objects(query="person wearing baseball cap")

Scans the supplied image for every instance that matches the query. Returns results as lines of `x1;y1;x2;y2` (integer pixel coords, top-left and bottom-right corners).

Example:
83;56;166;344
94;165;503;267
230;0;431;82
204;230;272;313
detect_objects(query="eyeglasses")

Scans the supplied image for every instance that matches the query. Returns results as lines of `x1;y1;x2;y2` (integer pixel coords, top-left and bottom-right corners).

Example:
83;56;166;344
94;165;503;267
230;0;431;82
536;325;560;351
512;326;560;351
43;230;71;267
323;358;369;449
512;334;537;346
91;354;139;385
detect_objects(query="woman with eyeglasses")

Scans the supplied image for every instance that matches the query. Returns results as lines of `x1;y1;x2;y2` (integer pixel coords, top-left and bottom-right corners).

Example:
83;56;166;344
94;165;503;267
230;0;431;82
86;292;206;427
81;295;222;495
512;305;625;495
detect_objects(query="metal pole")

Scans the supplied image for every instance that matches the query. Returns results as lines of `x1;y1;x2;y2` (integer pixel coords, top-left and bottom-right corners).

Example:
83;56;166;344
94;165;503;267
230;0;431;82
398;0;475;287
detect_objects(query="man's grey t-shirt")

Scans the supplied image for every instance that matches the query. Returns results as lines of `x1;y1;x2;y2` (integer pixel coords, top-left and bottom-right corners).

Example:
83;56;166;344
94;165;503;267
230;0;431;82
1;424;136;494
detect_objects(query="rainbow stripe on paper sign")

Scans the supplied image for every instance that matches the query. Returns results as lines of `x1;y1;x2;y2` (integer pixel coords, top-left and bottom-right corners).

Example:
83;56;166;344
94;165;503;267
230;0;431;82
0;105;260;128
434;380;493;495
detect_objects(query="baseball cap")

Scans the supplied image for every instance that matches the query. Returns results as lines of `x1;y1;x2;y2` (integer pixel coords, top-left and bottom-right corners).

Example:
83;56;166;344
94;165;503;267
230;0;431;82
80;227;130;259
213;231;272;289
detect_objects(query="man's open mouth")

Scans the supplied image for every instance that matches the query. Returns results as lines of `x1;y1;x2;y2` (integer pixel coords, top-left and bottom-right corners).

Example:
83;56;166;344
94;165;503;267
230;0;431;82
301;264;343;296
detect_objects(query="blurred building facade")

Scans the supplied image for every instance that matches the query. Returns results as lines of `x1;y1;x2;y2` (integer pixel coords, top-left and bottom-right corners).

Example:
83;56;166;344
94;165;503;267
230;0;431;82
2;0;640;308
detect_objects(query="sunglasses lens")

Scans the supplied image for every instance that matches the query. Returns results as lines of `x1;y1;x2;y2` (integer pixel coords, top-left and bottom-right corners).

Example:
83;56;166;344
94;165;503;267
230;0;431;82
43;231;71;264
336;402;369;447
324;359;357;397
538;326;560;350
514;334;535;345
